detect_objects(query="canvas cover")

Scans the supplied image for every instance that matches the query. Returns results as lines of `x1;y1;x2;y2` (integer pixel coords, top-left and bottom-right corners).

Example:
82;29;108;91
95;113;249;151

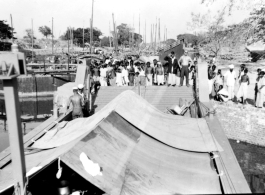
33;90;222;152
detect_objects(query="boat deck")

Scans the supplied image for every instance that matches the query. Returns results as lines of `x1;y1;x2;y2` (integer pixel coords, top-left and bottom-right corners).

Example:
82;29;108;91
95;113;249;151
92;86;193;116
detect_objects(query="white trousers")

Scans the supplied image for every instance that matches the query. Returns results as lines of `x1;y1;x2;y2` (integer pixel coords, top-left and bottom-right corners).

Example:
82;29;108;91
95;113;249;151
227;85;235;100
100;77;107;86
157;75;164;85
146;74;153;86
168;73;176;85
256;91;265;107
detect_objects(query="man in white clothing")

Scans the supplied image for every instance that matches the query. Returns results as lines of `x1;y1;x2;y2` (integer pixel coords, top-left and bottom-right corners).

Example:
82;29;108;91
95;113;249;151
99;64;108;86
122;64;129;86
224;64;236;101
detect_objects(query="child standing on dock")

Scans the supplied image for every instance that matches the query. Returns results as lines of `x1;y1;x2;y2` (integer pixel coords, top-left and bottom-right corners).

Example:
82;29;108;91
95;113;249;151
67;87;84;119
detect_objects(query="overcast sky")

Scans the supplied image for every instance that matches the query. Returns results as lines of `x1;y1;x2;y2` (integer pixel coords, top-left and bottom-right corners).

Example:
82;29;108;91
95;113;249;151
0;0;250;41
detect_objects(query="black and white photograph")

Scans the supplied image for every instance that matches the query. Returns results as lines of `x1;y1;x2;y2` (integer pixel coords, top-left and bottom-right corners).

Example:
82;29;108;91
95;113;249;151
0;0;265;194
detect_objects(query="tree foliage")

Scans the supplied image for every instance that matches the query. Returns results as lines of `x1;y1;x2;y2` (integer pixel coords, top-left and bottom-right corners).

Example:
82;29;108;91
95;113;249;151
23;29;36;40
0;20;16;40
201;0;265;14
101;36;113;47
60;27;103;47
39;26;52;39
116;23;142;46
249;6;265;42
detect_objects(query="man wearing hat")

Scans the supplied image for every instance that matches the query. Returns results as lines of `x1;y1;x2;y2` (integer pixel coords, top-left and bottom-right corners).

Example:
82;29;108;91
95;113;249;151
67;87;84;119
78;84;85;100
224;64;237;101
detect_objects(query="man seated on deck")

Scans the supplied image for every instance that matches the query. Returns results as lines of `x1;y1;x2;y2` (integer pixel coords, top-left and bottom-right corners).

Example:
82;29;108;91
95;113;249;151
67;87;84;119
216;85;229;102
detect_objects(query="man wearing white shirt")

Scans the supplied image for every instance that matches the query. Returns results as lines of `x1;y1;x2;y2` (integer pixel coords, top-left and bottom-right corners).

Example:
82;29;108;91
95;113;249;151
224;64;237;101
122;65;129;86
99;64;108;86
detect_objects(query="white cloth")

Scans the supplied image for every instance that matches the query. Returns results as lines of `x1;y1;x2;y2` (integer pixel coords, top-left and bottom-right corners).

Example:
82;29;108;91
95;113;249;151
168;73;176;85
237;82;248;100
122;69;129;85
176;76;180;86
100;68;108;78
157;75;164;85
217;88;229;102
139;69;145;76
227;85;235;100
100;76;107;86
208;79;213;94
146;74;153;86
224;70;236;86
256;77;265;107
116;72;123;86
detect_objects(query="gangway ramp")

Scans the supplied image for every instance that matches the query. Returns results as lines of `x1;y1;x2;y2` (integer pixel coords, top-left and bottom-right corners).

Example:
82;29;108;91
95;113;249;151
93;86;193;113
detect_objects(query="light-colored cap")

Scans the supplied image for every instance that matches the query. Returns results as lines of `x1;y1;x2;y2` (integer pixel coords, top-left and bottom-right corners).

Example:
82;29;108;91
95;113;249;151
262;69;265;72
73;87;78;90
78;84;84;89
229;64;234;69
157;62;162;65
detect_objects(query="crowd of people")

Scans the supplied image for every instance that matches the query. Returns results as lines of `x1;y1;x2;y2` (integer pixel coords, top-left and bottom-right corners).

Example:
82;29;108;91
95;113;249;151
89;50;197;94
208;62;265;108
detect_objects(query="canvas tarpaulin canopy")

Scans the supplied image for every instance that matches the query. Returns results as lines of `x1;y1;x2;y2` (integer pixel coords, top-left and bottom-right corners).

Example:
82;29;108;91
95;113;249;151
0;111;222;194
33;90;222;152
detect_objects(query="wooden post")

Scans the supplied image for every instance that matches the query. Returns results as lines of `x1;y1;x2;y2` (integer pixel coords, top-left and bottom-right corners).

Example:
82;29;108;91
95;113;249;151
67;27;70;71
3;78;26;195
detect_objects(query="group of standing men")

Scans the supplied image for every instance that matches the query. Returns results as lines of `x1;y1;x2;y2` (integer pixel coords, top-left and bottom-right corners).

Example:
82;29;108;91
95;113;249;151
209;62;265;108
88;50;196;93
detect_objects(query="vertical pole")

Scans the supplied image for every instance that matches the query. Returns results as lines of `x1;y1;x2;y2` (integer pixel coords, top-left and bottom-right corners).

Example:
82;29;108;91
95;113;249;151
158;18;160;48
90;0;94;54
154;20;157;53
10;14;14;43
145;21;146;45
3;78;26;195
112;13;117;53
31;19;34;63
67;27;69;71
109;21;111;48
83;21;84;51
52;17;53;55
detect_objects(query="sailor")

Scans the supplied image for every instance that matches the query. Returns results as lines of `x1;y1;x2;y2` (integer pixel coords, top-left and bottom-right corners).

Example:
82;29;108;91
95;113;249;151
145;62;154;86
224;64;237;101
256;70;265;108
236;69;250;104
67;87;84;119
178;50;193;87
